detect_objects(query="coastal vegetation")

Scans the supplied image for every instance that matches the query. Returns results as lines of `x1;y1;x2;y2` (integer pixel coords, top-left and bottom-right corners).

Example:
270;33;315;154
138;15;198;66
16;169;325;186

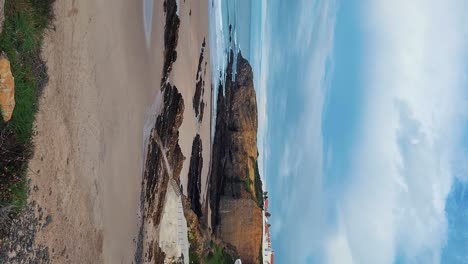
188;229;235;264
0;0;54;225
244;168;253;193
244;158;264;210
253;157;264;210
205;243;235;264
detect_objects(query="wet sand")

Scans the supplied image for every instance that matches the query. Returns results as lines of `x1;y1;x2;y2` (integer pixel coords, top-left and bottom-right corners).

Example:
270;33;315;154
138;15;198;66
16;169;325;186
146;0;212;220
142;0;212;262
172;0;212;209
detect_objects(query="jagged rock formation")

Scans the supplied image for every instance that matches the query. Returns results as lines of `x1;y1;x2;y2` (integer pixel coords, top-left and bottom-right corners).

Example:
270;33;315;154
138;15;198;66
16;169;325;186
193;39;207;122
187;134;203;218
143;83;185;225
136;0;186;263
0;52;15;122
208;51;263;264
139;81;186;264
162;0;180;85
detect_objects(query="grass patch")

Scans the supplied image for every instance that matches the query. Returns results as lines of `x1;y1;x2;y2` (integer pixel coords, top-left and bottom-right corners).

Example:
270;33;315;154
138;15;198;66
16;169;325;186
251;157;264;210
245;157;264;209
188;227;202;264
244;168;252;193
187;233;235;264
0;0;54;220
205;243;235;264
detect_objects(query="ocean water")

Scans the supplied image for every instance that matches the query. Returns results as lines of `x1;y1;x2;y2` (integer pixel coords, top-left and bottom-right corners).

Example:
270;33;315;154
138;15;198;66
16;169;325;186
208;0;256;139
144;0;257;138
209;0;251;82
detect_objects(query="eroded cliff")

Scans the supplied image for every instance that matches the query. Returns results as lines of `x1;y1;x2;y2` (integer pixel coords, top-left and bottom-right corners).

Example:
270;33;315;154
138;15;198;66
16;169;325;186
208;51;263;264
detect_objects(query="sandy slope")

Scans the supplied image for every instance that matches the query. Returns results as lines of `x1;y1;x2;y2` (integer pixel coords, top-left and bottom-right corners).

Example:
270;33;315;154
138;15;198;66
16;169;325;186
27;0;154;262
23;0;212;263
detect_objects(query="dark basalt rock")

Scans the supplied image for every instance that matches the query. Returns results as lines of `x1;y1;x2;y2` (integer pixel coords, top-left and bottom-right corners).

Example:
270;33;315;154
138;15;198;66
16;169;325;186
143;83;185;228
136;1;186;262
193;38;207;122
162;0;181;85
187;134;203;218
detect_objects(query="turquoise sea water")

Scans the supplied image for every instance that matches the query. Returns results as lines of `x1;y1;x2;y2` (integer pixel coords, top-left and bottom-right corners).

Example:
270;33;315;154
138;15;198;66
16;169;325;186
208;0;258;140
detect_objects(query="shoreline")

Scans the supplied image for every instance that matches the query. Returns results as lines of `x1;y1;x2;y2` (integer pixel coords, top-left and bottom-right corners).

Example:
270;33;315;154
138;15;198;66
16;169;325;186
137;0;213;262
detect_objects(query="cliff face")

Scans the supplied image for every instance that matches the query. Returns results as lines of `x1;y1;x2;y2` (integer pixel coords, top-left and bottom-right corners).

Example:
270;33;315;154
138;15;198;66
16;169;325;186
209;51;263;264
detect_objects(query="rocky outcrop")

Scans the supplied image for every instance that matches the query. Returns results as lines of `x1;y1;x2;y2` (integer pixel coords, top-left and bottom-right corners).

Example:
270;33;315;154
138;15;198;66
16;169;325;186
139;86;186;264
137;81;186;264
0;52;15;122
136;0;186;262
187;134;203;218
161;0;180;85
193;39;207;122
208;51;263;264
143;83;185;225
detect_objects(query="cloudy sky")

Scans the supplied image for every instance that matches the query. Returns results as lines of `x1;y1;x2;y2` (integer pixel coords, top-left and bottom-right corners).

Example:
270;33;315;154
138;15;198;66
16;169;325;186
252;0;468;263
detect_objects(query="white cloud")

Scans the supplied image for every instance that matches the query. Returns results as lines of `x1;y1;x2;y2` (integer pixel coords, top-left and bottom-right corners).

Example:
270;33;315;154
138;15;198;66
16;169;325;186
326;0;468;263
326;228;354;264
272;0;337;262
257;0;269;186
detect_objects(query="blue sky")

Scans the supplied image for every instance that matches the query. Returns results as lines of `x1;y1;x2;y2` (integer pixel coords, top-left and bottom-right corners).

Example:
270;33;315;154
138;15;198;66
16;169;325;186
247;0;468;263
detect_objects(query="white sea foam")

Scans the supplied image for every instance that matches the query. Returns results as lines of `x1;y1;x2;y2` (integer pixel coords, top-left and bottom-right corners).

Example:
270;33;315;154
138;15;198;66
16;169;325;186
208;0;244;140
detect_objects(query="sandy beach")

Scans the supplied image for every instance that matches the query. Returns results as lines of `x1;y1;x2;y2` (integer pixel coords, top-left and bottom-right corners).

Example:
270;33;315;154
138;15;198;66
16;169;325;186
26;0;153;262
141;0;212;262
16;0;212;263
170;0;212;199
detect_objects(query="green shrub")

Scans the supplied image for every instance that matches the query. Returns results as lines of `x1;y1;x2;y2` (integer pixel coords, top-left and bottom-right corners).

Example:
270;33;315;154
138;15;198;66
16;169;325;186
0;0;54;216
252;158;264;209
206;244;235;264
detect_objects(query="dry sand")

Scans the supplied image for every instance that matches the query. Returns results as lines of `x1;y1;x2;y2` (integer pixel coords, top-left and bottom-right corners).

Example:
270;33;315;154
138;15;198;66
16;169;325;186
25;0;212;263
28;0;154;262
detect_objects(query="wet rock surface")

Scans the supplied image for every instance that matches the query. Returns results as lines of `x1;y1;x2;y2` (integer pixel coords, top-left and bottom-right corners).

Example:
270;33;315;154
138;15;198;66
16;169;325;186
143;83;185;227
137;82;186;264
187;134;203;218
162;0;180;85
193;39;207;122
135;0;187;263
